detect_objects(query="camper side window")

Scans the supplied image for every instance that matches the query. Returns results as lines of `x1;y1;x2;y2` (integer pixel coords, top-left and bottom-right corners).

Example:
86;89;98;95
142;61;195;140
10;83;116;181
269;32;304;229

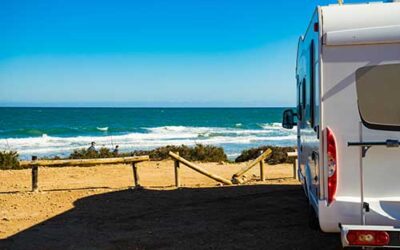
356;63;400;130
313;62;320;129
297;79;306;121
309;41;315;128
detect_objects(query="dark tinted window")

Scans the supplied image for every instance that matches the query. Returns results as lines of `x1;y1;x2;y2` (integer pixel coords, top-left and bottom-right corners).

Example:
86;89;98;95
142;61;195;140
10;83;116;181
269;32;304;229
356;63;400;130
297;79;306;121
309;41;315;127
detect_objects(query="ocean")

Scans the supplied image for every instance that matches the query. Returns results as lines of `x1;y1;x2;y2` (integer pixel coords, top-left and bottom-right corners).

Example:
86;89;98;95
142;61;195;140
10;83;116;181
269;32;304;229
0;107;296;160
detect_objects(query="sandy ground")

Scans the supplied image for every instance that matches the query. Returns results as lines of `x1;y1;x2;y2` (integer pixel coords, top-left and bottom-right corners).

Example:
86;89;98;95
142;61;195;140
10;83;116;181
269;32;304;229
0;161;341;249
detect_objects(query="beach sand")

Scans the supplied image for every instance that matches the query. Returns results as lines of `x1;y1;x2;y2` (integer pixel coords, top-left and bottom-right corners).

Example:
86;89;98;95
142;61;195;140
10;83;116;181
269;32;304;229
0;161;340;249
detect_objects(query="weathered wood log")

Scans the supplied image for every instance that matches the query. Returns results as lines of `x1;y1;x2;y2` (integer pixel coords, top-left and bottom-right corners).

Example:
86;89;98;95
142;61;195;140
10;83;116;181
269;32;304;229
168;152;232;185
174;152;180;188
260;160;265;181
132;163;141;189
31;156;38;192
20;155;149;168
232;149;272;182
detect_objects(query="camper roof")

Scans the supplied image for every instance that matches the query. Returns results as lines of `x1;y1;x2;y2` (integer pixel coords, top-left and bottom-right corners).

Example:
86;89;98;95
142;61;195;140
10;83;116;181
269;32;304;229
320;2;400;45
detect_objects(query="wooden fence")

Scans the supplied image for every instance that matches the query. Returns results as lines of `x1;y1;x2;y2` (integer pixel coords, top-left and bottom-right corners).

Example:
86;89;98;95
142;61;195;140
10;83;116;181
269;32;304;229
20;155;149;192
18;148;297;192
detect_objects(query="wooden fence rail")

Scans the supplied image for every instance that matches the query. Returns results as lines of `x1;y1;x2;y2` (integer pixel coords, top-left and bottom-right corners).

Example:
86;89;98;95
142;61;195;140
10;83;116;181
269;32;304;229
17;149;294;192
21;155;150;192
20;156;149;168
169;151;233;186
231;149;272;184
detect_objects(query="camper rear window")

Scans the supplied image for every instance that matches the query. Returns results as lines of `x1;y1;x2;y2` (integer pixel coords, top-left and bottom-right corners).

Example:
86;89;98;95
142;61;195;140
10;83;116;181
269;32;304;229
356;64;400;131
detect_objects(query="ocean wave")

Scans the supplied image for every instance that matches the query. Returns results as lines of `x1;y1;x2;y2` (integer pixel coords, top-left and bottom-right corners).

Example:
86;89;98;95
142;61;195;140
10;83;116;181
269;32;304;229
0;127;111;138
96;127;109;132
0;125;297;159
145;125;291;137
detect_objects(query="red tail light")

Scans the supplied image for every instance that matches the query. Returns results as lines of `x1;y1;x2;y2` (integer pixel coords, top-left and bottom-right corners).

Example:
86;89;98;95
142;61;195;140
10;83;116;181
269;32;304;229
346;230;390;246
327;128;337;205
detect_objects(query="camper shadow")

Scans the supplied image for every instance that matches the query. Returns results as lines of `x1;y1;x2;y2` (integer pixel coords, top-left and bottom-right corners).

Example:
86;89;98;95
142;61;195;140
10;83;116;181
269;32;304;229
1;185;341;249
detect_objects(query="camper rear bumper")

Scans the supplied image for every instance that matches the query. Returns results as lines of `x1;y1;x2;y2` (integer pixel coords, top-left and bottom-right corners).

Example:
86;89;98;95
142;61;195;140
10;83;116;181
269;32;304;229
341;225;400;248
318;198;400;233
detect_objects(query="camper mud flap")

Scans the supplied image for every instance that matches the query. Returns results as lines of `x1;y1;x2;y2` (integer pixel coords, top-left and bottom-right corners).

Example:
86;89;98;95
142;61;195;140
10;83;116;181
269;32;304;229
341;224;400;248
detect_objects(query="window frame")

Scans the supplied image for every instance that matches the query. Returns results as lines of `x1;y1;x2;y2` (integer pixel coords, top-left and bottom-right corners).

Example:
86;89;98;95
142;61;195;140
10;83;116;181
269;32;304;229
297;79;306;121
309;40;315;128
356;63;400;131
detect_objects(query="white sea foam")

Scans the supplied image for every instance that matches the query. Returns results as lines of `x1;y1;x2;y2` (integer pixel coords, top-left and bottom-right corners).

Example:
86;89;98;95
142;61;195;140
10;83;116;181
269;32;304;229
97;127;109;132
0;124;297;159
258;123;296;130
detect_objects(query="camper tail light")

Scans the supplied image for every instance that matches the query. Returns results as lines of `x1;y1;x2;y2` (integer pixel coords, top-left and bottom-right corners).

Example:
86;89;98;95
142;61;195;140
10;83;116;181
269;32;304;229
346;230;390;246
327;128;337;205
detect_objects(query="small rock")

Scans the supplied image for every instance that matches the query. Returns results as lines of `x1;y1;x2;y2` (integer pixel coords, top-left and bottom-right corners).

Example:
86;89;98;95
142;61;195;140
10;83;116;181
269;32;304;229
2;217;9;221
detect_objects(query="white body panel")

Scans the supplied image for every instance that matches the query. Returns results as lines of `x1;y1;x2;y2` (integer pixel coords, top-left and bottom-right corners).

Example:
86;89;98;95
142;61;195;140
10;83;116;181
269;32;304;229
322;3;400;46
320;43;400;232
295;2;400;236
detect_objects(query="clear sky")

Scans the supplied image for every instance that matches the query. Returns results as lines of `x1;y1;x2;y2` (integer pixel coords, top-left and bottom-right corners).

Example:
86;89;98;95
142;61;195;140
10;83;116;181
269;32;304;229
0;0;367;107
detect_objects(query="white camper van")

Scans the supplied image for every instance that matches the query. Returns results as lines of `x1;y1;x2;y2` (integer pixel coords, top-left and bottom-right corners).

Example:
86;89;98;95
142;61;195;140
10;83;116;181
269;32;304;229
282;1;400;248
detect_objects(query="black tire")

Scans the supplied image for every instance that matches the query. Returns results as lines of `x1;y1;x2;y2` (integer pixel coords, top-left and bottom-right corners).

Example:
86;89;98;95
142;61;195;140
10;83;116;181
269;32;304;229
308;204;320;231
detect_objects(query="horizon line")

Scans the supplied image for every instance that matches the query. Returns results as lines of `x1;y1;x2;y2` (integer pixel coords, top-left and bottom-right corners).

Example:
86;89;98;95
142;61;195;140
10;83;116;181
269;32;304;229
0;106;294;109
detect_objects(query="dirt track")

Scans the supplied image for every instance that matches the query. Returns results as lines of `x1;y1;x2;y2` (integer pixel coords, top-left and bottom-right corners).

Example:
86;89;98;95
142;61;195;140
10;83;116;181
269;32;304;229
0;161;341;249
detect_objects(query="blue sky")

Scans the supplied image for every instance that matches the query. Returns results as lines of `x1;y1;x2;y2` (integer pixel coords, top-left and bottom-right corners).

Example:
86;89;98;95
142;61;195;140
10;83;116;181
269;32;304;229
0;0;367;107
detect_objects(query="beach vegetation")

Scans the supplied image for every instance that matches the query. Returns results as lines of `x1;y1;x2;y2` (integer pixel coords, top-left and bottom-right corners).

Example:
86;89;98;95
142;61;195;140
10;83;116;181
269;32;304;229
130;144;228;162
67;144;228;162
0;151;21;170
69;147;115;159
235;146;296;165
15;145;296;165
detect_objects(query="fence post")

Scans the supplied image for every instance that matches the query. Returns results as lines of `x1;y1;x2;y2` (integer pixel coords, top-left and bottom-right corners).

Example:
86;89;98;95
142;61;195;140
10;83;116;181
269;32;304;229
31;156;38;192
231;149;272;184
132;162;142;189
293;161;297;180
260;160;265;181
174;152;180;188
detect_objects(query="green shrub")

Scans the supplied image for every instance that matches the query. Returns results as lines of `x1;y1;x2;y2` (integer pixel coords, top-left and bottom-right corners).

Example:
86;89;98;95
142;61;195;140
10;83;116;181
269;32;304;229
235;146;296;165
67;144;227;162
69;147;113;159
0;151;21;170
129;144;228;162
98;147;114;158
